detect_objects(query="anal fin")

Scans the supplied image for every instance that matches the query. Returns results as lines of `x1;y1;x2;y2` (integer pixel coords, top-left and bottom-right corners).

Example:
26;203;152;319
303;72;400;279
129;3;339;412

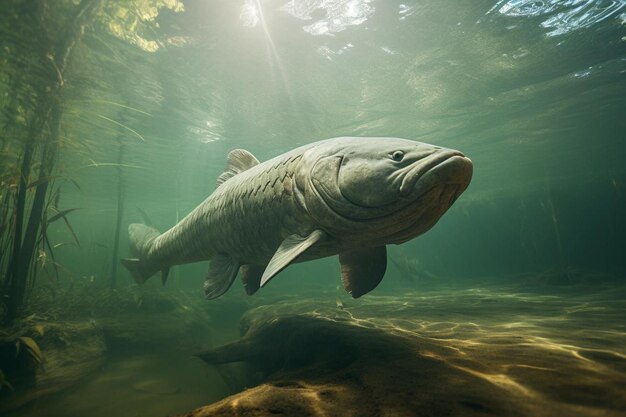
339;246;387;298
204;254;240;299
240;264;264;296
121;258;154;285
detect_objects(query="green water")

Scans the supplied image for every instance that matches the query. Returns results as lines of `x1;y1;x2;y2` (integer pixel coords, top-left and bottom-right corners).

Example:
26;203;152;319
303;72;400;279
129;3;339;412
1;1;625;416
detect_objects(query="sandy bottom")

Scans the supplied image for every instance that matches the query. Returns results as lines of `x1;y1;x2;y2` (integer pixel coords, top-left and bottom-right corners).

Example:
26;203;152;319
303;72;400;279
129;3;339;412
8;350;232;417
6;284;626;417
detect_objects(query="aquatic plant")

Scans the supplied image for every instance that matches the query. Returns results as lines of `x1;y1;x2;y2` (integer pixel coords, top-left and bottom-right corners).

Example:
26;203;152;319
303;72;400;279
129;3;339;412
0;369;15;393
0;0;104;324
0;0;182;323
15;337;43;366
0;318;45;396
109;109;130;290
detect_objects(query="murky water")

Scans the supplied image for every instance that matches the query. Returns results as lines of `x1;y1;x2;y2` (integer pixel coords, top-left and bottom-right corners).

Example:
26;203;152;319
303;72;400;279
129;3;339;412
16;353;227;417
1;0;625;416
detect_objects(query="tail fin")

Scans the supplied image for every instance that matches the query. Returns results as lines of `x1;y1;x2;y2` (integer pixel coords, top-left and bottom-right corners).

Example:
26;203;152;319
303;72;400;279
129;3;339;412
122;223;161;285
136;206;155;227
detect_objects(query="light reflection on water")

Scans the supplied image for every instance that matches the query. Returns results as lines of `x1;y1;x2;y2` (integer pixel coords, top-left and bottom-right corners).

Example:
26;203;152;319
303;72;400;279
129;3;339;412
280;0;375;35
487;0;626;36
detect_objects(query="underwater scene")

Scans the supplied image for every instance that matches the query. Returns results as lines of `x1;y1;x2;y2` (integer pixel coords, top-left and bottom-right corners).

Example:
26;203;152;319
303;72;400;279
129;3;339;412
1;1;625;416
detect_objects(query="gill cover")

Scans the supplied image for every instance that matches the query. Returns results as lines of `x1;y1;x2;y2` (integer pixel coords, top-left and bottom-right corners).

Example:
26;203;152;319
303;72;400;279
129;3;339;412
309;155;402;220
337;152;404;207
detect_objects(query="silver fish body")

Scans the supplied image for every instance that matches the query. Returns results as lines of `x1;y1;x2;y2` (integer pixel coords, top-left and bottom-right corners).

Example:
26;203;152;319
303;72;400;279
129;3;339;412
122;137;473;298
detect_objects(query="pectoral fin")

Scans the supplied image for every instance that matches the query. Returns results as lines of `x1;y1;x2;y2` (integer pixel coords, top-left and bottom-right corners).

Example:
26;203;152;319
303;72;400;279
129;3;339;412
339;246;387;298
260;230;326;287
204;253;240;299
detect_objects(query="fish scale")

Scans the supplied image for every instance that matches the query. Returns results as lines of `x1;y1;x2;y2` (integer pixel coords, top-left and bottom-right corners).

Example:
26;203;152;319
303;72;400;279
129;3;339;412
146;151;303;269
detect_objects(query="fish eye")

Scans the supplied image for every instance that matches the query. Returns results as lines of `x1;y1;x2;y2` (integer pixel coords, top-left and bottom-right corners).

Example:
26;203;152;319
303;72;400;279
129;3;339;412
391;150;404;162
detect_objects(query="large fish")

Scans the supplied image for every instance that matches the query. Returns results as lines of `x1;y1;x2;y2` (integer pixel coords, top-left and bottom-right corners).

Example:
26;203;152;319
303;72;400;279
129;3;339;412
121;137;472;299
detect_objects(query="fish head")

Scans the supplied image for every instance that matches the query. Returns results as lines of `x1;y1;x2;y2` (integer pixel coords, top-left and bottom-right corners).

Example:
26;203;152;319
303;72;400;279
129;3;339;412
301;137;472;244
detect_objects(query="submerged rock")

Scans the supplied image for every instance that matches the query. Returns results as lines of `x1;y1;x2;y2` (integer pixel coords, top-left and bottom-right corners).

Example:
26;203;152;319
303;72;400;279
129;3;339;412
193;315;524;417
185;290;626;417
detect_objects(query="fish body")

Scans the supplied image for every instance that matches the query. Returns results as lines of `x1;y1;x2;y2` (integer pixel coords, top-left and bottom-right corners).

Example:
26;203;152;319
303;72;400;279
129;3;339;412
122;137;472;298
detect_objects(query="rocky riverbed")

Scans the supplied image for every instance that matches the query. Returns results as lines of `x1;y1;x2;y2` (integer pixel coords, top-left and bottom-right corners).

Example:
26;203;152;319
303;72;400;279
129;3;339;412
2;283;625;417
185;286;626;417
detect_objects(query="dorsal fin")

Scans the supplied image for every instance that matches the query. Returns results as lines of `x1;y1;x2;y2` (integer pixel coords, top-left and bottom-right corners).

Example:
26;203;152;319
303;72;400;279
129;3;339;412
216;149;260;188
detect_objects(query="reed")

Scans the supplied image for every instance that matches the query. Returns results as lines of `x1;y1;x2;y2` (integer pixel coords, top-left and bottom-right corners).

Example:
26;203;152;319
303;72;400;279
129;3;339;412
2;0;104;324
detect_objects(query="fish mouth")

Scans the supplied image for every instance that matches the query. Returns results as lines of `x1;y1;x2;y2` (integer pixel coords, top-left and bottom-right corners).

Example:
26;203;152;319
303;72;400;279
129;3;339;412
384;181;468;244
400;150;473;198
